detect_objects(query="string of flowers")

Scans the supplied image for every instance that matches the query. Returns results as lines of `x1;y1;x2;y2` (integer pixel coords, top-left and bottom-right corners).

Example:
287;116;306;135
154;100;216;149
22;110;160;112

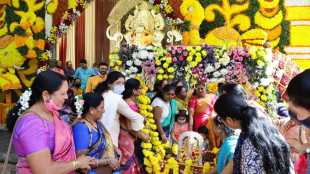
45;0;93;58
74;95;84;117
146;0;183;26
136;76;169;174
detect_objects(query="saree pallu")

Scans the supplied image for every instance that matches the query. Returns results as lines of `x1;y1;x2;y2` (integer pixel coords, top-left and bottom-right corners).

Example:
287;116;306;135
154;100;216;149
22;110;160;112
17;112;76;174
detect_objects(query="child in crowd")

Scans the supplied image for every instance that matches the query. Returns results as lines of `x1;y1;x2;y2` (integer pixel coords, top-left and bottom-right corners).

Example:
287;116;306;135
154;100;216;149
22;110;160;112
197;125;210;151
172;109;190;142
72;78;83;96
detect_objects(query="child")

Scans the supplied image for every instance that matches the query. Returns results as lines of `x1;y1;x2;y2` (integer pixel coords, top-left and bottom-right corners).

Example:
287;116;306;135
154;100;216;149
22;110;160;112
172;109;190;142
197;125;210;151
72;78;83;96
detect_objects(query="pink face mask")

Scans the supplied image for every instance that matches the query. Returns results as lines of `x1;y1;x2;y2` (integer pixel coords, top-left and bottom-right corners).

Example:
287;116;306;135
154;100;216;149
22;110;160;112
45;99;62;113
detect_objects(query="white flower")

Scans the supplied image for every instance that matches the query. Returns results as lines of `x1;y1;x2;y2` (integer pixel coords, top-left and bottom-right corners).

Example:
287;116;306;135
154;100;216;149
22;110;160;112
218;78;225;82
265;65;273;76
214;63;221;69
125;69;132;75
253;82;259;88
126;60;133;66
219;57;230;66
129;66;138;73
134;59;142;66
139;50;149;60
132;52;138;59
213;71;221;78
220;69;228;75
17;89;32;114
260;78;273;86
148;52;154;60
205;64;214;73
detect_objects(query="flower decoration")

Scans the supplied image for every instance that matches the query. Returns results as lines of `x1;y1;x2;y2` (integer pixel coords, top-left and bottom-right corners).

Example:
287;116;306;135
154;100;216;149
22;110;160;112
147;0;184;26
119;45;156;78
109;49;122;71
74;95;84;117
155;47;175;81
17;89;32;115
135;77;170;174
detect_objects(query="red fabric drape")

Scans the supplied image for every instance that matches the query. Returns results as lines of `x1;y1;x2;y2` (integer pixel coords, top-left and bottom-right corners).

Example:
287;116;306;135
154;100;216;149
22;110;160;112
59;36;67;67
95;0;114;64
52;0;68;25
75;11;85;67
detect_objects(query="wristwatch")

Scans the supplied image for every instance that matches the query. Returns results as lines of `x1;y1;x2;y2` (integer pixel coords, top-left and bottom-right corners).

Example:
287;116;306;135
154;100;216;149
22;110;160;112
306;147;310;154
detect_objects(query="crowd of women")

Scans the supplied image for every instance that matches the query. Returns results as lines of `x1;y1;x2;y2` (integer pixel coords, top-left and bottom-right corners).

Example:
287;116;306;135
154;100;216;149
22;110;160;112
4;67;310;174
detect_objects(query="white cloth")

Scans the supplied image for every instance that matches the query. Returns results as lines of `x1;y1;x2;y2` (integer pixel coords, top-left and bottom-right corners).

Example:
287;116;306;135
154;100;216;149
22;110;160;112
100;90;144;147
151;97;170;124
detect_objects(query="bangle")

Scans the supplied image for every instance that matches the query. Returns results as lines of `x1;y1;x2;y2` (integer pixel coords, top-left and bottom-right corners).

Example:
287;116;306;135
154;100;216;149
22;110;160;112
96;159;99;167
72;160;79;170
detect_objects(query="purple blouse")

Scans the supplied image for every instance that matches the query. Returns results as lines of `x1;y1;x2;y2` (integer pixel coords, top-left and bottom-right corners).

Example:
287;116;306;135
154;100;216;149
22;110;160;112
13;114;55;157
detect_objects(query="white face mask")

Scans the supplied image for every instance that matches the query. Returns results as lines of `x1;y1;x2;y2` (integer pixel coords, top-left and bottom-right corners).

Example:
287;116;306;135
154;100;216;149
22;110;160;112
112;84;125;95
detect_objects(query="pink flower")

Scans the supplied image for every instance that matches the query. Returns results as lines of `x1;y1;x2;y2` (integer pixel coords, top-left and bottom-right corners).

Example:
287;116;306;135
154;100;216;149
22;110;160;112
172;50;176;54
179;56;184;61
173;57;178;62
183;51;188;56
177;47;183;53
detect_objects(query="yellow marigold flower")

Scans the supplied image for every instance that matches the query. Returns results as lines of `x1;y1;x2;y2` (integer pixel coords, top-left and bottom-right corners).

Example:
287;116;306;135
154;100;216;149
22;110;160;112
155;59;161;65
255;91;261;97
163;63;169;69
260;95;268;101
167;67;175;73
157;74;163;81
187;56;193;62
169;75;174;80
163;74;169;79
202;50;207;56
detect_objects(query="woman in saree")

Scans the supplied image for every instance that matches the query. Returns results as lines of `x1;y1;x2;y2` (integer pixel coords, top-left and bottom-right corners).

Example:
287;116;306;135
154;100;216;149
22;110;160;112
151;84;177;143
7;70;93;174
72;92;119;174
188;83;217;131
118;78;149;174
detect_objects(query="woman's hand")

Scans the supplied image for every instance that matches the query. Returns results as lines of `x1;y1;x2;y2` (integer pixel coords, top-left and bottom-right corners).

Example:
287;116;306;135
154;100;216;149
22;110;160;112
139;132;150;142
161;133;168;143
76;155;94;170
108;158;120;170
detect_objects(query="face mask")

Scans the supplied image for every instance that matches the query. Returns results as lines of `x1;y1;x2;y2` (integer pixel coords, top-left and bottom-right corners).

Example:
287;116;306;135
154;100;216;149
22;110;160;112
45;99;62;113
298;117;310;128
112;84;125;95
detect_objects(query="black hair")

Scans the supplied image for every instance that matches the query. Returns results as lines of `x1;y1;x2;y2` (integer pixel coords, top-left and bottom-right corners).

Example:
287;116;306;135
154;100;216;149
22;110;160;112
286;69;310;110
153;80;168;93
94;71;125;94
123;78;140;100
214;94;291;174
175;110;188;121
81;92;104;118
197;125;209;135
219;83;247;98
6;70;67;132
98;62;108;67
80;59;87;64
175;86;186;97
153;84;175;101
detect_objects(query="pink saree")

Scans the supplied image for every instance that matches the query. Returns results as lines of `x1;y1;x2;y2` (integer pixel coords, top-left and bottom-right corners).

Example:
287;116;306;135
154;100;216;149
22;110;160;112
16;107;76;174
119;102;142;174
